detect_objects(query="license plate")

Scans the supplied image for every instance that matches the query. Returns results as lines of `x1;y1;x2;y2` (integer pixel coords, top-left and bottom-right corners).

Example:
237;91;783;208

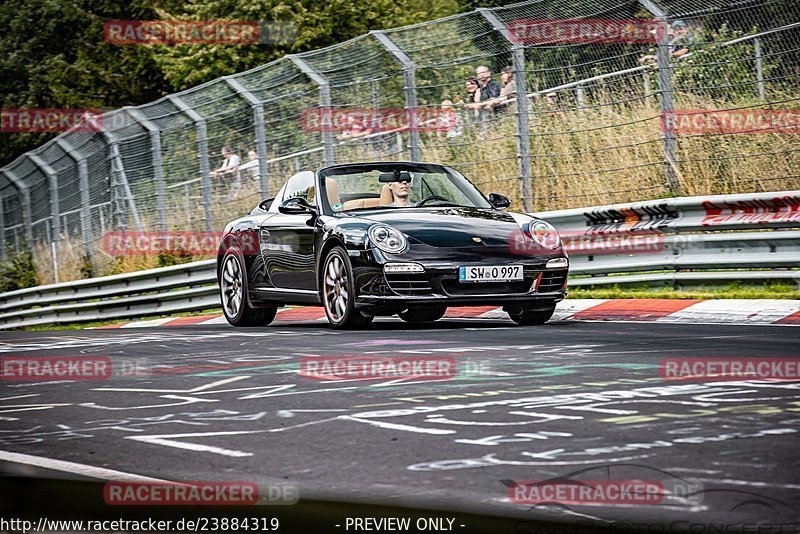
459;265;523;283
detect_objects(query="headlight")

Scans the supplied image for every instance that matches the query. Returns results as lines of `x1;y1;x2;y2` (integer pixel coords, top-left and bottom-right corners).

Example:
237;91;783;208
527;220;561;249
368;224;408;254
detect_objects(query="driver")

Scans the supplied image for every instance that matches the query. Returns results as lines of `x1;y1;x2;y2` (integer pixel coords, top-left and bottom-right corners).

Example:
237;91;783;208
386;175;416;207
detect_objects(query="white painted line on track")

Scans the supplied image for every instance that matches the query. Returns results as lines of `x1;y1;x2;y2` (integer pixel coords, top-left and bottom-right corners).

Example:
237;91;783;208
0;449;167;482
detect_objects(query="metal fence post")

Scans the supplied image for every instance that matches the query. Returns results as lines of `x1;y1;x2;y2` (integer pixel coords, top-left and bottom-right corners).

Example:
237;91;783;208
754;36;765;101
372;31;421;162
290;56;335;166
478;8;533;211
576;84;586;107
224;76;271;199
638;0;681;193
27;154;61;279
55;138;94;262
168;95;213;231
101;131;144;232
124;107;167;231
3;169;33;246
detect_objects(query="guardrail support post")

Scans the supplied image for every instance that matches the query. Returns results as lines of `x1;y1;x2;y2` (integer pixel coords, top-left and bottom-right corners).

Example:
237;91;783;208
168;95;213;231
223;77;271;199
55;138;94;262
28;153;61;279
754;36;765;101
478;8;533;211
2;169;33;248
124;107;167;231
372;31;422;162
290;56;335;167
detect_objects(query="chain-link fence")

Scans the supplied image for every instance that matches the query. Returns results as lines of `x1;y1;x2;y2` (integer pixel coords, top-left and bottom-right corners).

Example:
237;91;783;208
1;0;798;283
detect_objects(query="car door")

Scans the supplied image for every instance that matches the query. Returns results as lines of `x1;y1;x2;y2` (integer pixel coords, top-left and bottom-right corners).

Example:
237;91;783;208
260;172;318;291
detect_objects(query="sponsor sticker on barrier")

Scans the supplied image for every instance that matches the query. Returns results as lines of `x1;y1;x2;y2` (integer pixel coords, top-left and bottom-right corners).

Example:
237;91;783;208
660;358;800;382
299;356;456;381
508;18;665;45
700;196;800;226
1;108;102;132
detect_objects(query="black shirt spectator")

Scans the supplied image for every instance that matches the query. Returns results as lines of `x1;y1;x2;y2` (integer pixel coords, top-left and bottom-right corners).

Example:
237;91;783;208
476;66;501;101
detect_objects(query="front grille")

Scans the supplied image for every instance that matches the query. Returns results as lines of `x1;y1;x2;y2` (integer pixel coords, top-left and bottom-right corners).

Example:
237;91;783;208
538;270;568;292
441;279;534;295
385;273;432;295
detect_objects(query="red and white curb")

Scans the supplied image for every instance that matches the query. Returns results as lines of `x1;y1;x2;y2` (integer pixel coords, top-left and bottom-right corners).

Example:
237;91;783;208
90;299;800;329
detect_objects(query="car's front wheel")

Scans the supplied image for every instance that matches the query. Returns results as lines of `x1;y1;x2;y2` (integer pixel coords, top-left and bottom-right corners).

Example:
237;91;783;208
220;250;277;327
508;304;556;326
398;306;447;323
322;247;373;329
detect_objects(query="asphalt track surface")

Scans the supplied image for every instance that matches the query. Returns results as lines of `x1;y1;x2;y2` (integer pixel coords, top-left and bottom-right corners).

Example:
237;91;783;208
0;316;798;533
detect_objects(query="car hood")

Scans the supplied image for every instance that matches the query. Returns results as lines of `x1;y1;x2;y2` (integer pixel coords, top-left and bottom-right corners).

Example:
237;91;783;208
355;207;530;248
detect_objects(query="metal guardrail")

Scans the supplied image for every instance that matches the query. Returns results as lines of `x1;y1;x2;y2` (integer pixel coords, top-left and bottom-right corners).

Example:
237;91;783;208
0;191;797;329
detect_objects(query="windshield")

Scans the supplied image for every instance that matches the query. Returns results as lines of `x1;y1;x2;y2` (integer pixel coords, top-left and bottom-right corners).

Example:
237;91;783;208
321;165;492;213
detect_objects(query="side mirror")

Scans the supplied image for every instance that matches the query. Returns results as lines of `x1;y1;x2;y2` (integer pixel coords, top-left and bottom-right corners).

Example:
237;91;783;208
279;197;316;215
488;193;511;209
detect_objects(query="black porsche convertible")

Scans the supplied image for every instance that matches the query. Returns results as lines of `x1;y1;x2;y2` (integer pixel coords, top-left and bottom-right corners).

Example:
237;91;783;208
217;162;568;329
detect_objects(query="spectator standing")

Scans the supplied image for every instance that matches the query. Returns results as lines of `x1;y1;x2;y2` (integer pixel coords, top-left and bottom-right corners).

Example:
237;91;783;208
474;66;501;126
210;146;241;177
438;100;462;138
461;77;483;123
639;20;694;64
237;149;260;181
484;66;517;114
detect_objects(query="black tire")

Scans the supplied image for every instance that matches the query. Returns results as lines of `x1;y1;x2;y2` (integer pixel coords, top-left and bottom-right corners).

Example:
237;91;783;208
322;247;373;329
220;249;277;327
508;304;556;326
398;306;447;323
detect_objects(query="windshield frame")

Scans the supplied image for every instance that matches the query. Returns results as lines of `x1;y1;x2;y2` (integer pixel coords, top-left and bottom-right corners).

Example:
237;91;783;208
317;162;493;216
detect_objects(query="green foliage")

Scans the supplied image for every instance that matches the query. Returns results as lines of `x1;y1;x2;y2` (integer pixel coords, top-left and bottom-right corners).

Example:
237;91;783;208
0;251;38;292
672;24;781;103
0;0;173;167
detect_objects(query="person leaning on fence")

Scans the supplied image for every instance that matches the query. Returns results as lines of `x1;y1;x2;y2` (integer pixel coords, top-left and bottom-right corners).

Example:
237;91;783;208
639;20;694;64
210;146;241;178
236;149;260;181
468;66;501;125
437;100;462;138
482;66;516;114
459;77;483;123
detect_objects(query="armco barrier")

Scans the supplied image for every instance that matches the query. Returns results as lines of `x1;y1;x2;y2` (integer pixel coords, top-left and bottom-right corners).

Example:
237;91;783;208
0;191;798;329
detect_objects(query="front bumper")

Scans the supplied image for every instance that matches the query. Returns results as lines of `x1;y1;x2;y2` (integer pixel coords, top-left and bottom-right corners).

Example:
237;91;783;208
352;250;568;311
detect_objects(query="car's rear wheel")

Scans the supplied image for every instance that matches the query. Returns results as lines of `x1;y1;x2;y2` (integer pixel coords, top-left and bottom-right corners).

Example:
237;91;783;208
220;250;277;327
322;247;373;329
398;306;447;323
508;304;556;326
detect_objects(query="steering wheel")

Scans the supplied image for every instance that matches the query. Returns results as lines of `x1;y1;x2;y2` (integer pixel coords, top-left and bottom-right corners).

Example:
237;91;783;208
416;195;450;206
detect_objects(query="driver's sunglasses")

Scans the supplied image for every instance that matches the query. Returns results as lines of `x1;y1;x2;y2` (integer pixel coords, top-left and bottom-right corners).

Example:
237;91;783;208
398;178;412;184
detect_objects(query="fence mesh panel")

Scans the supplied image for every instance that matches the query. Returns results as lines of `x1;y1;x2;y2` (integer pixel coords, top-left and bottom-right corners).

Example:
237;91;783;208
0;0;797;283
